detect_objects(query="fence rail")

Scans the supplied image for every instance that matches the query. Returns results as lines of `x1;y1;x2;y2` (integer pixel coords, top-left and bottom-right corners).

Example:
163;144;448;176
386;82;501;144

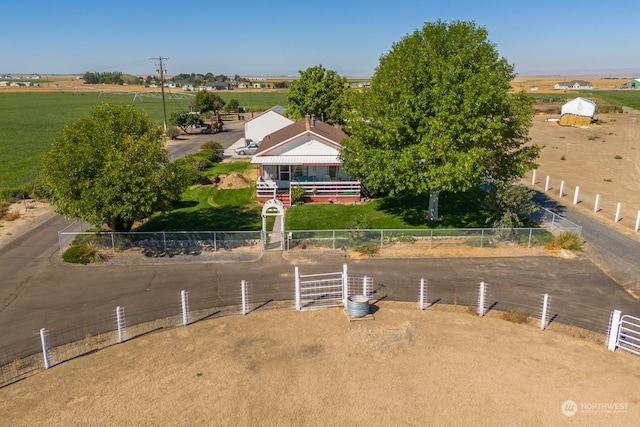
2;265;638;388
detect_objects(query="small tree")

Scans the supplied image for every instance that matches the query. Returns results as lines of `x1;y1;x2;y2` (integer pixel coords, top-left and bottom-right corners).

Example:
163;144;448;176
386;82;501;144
170;112;203;134
483;180;538;230
193;91;225;113
41;104;186;231
286;64;350;125
225;99;240;113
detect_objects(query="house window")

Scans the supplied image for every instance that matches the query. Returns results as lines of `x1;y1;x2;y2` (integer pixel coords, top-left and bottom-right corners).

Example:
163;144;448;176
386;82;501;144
293;166;307;178
328;166;338;180
279;166;290;181
263;165;276;180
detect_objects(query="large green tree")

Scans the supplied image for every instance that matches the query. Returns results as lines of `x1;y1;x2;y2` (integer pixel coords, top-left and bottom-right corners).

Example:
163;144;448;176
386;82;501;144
341;21;540;219
42;104;186;231
286;64;350;125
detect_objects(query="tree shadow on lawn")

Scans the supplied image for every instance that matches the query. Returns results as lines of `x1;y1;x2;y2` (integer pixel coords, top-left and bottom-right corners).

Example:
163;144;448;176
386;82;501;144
136;205;262;232
376;189;489;228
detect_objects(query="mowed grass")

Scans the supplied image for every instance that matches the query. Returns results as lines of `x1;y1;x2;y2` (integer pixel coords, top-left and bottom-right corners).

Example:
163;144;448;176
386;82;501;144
0;90;287;198
0;92;191;196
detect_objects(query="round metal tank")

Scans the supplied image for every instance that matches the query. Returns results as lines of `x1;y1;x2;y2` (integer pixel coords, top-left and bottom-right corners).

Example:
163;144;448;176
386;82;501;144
346;295;370;317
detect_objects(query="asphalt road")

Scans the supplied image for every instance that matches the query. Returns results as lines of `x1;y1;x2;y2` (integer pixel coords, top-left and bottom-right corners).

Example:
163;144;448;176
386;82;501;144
1;131;639;362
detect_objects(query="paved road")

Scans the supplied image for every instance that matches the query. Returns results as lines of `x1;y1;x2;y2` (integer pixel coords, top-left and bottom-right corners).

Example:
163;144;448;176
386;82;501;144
534;191;640;297
166;119;246;161
1;137;639;361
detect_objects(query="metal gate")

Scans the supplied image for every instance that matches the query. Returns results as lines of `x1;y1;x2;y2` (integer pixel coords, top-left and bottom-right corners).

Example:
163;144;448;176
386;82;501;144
618;315;640;356
295;265;347;311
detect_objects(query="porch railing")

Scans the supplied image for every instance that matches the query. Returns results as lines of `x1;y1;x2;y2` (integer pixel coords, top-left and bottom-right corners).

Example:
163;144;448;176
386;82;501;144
290;181;361;197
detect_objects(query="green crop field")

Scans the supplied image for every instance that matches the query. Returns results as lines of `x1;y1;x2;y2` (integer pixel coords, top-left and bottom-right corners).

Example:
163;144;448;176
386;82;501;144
0;90;287;198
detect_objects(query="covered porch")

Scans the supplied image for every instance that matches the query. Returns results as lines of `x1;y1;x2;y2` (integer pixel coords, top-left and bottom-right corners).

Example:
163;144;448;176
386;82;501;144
255;164;360;206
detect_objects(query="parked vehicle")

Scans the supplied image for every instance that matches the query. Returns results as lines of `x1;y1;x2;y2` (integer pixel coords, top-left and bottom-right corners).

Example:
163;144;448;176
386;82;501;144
235;142;260;156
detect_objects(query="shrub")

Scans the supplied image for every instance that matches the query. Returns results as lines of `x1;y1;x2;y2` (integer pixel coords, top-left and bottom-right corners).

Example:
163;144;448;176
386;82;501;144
352;242;379;257
500;309;529;324
166;126;180;140
545;231;583;251
0;201;10;218
62;243;107;264
290;186;306;205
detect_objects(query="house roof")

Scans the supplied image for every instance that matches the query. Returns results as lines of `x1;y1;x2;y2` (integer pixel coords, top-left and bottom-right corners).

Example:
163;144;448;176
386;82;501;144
255;116;346;156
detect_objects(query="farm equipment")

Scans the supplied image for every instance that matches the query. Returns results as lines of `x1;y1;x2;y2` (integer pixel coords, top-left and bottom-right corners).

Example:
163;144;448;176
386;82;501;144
209;111;224;133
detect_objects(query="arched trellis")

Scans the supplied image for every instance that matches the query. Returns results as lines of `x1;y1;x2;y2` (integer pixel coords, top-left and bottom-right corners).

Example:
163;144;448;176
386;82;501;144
261;198;286;251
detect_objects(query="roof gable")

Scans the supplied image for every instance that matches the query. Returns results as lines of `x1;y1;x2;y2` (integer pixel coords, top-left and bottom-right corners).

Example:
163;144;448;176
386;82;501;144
255;117;346;156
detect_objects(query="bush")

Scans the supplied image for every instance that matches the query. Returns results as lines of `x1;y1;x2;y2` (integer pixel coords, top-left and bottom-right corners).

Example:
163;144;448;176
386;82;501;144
62;243;107;264
545;231;583;251
166;126;180;140
352;242;379;257
290;186;306;205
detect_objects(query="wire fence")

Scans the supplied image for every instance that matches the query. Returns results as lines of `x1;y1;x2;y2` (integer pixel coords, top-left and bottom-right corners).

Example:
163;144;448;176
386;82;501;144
2;266;637;388
59;224;577;256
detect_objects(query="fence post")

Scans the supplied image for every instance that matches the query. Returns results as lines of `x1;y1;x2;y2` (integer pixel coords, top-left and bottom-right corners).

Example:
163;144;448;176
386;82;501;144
481;228;484;248
116;306;126;343
531;169;537;185
615;203;622;223
162;231;167;252
40;328;50;369
635;211;640;232
419;278;427;310
607;309;622;351
380;230;384;250
181;290;189;326
294;266;301;311
573;186;579;205
111;232;115;251
332;230;336;250
241;280;248;315
528;228;533;249
342;264;349;306
477;281;487;317
540;294;550;330
594;194;600;213
559;180;565;197
362;276;368;296
214;231;217;252
429;229;433;249
545;176;550;191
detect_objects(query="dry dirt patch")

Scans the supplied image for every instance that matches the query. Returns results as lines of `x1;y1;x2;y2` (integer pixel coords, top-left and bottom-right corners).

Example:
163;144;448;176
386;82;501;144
0;304;638;425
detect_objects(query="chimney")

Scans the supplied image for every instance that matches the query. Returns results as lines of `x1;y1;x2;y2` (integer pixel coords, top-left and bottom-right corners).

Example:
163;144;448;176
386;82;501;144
310;115;316;128
305;114;310;130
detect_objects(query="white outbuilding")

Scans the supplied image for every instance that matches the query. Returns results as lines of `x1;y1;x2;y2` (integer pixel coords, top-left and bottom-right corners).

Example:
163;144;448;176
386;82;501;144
559;97;597;127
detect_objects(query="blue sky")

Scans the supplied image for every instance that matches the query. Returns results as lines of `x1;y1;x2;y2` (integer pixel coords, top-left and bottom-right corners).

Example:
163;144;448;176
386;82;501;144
2;0;638;77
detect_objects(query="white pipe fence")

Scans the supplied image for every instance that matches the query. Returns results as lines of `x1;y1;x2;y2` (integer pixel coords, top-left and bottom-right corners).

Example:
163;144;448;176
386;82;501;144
529;169;640;233
3;272;638;388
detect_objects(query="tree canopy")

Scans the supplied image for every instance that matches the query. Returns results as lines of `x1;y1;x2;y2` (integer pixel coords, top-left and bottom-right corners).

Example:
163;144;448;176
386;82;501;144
341;21;540;218
193;91;225;113
41;104;186;231
285;64;350;125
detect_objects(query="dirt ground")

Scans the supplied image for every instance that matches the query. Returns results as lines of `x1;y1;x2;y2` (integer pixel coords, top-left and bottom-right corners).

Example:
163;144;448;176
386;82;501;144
0;304;638;425
2;88;640;425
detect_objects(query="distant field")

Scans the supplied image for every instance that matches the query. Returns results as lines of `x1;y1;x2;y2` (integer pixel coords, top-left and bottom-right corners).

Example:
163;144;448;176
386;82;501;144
0;90;287;197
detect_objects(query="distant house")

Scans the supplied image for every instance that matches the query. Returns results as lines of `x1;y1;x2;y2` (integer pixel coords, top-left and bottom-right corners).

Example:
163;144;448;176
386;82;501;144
554;80;593;90
530;86;539;92
237;82;248;89
251;115;360;206
623;79;640;89
206;81;232;91
244;105;293;144
253;83;262;89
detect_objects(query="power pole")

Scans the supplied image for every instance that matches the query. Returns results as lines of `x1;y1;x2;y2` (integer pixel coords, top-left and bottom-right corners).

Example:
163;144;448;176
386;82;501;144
151;56;169;133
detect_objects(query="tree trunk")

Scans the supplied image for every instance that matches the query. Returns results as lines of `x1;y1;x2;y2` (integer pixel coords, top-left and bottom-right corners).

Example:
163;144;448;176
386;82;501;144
428;191;440;220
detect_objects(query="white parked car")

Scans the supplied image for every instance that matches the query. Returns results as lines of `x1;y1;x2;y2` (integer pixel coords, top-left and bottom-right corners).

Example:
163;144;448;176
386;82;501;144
234;142;260;156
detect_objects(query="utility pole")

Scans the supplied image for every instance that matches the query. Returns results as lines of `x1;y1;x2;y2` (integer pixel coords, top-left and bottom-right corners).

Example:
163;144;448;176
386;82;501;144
151;56;169;133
